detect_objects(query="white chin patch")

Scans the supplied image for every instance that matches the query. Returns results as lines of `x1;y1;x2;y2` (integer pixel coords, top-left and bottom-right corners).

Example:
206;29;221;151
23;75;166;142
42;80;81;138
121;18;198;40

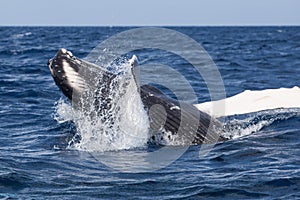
62;60;87;92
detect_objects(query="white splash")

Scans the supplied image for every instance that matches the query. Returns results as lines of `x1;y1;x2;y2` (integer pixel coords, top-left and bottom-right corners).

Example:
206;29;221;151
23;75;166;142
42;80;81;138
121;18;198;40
55;62;150;152
222;108;300;140
12;32;32;38
53;98;74;123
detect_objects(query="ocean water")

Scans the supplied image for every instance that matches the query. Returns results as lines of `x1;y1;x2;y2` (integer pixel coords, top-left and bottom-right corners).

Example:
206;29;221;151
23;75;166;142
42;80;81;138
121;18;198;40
0;26;300;199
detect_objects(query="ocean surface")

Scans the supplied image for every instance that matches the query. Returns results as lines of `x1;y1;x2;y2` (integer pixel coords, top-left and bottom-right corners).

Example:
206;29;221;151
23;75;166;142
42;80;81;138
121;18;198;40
0;26;300;199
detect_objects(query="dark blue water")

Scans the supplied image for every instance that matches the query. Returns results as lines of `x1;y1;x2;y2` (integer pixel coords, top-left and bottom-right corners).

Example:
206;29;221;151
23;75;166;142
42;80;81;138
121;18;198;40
0;27;300;199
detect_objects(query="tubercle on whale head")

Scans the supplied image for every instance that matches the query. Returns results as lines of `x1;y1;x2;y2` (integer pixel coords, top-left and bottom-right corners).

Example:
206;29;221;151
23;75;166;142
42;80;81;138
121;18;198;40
48;48;79;69
48;48;77;75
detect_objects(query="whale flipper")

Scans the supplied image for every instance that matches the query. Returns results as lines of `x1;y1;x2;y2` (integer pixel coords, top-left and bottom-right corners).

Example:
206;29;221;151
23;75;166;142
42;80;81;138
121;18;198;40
195;87;300;117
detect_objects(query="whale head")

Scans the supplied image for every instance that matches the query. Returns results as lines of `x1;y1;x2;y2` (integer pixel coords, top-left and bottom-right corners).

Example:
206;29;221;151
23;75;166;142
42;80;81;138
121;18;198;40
48;48;88;101
48;49;134;104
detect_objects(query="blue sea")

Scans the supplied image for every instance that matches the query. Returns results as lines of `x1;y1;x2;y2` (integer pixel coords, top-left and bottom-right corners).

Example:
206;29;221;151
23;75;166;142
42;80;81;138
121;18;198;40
0;26;300;199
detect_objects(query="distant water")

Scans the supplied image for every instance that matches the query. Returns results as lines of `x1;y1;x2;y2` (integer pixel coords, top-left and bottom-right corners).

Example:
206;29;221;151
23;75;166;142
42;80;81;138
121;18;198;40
0;27;300;199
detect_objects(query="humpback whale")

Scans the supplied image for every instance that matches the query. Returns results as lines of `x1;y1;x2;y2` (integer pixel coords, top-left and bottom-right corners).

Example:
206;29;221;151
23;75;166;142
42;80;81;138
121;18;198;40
48;49;227;145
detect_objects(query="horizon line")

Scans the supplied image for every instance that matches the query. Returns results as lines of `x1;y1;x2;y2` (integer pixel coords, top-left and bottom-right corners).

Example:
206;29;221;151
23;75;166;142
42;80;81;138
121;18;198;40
1;24;300;27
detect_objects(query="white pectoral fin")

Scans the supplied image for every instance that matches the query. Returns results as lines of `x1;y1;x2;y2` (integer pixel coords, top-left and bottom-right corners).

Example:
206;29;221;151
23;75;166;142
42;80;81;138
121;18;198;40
194;86;300;117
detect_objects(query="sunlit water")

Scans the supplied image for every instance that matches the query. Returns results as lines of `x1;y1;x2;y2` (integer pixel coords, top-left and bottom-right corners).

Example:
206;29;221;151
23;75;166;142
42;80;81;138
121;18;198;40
0;27;300;199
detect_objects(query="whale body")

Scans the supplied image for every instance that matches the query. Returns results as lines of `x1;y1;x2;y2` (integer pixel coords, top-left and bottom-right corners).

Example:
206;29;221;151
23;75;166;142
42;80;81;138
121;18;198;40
48;49;227;145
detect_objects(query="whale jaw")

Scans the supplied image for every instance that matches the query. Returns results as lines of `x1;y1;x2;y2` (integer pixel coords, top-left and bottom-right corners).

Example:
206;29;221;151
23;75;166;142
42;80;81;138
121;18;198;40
48;49;90;101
